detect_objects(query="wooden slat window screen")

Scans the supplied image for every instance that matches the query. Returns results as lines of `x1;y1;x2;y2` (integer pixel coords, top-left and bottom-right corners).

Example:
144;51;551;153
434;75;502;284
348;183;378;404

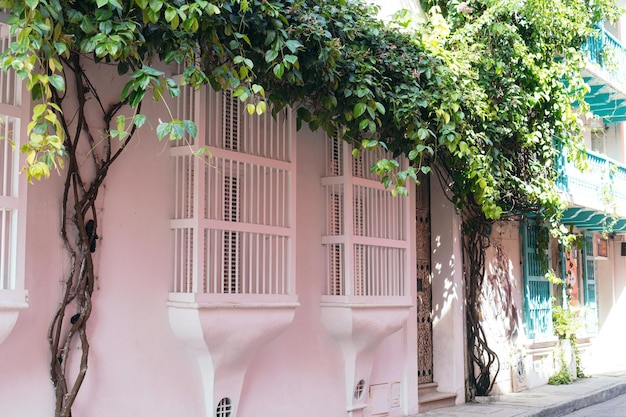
171;88;295;295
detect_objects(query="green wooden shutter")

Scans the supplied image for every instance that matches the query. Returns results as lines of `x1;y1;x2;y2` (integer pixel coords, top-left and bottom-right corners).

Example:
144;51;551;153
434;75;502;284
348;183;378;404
582;233;599;334
522;222;552;339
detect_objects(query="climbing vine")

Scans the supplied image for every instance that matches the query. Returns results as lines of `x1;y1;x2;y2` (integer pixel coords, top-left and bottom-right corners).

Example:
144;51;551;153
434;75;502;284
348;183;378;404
0;0;620;412
600;160;619;235
420;0;619;397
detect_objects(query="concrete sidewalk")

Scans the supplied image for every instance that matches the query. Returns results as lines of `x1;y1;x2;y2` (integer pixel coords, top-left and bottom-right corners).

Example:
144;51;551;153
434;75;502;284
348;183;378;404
413;371;626;417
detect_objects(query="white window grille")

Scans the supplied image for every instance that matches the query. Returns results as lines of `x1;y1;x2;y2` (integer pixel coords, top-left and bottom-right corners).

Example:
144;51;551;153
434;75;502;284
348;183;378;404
171;87;295;296
0;22;26;293
321;135;409;297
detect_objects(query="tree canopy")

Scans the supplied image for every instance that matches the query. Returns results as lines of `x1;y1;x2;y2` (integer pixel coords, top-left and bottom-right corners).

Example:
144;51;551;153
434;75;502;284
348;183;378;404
1;0;619;225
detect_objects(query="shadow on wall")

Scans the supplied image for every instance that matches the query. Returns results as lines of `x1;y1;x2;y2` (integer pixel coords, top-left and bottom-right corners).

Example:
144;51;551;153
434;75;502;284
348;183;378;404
431;234;460;327
481;240;523;393
485;244;520;341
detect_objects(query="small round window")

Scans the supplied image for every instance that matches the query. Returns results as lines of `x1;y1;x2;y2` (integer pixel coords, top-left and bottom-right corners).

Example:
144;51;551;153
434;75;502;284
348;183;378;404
216;397;232;417
354;379;365;400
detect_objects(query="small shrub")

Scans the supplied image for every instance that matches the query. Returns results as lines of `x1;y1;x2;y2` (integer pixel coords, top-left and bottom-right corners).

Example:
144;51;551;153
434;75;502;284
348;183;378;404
548;367;573;385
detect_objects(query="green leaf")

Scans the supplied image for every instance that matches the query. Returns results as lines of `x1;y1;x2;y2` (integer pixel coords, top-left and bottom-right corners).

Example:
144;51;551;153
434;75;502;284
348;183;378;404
100;20;113;35
273;63;284;79
115;115;125;132
121;81;133;101
183;120;197;137
285;39;302;53
156;122;171;140
256;101;267;115
33;104;46;119
251;84;264;96
32;122;47;135
48;75;65;92
165;6;176;22
265;49;278;63
128;89;146;108
171;123;184;139
149;0;163;12
132;114;147;128
353;102;366;118
80;18;97;34
31;83;43;101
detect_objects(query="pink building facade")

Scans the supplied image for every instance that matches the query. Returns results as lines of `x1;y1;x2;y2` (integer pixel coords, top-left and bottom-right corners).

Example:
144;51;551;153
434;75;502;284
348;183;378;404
3;2;626;417
0;34;454;416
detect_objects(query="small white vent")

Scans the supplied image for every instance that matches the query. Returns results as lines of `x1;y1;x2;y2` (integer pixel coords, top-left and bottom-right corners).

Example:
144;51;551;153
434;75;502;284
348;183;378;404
354;379;365;400
216;397;232;417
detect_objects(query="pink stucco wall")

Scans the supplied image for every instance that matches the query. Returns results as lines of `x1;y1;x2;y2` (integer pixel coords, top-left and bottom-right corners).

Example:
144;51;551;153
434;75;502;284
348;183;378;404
480;221;523;394
0;61;416;417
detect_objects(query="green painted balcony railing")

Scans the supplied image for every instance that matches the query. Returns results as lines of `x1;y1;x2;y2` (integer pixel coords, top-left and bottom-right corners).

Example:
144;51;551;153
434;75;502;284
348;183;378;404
557;149;626;230
583;26;626;78
582;26;626;123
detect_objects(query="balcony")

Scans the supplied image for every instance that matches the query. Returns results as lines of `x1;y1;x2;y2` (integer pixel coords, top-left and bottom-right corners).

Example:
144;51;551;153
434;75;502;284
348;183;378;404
559;150;626;232
582;26;626;123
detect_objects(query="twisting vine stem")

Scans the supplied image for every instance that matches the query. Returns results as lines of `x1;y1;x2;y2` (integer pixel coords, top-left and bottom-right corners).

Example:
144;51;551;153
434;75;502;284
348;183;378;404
462;208;500;399
47;51;135;417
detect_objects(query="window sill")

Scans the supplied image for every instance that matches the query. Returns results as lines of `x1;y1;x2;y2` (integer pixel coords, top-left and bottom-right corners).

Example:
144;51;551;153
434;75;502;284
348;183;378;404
0;289;28;344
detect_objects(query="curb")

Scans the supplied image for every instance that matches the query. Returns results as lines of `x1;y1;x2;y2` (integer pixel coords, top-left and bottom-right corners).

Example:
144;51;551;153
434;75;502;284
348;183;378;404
530;381;626;417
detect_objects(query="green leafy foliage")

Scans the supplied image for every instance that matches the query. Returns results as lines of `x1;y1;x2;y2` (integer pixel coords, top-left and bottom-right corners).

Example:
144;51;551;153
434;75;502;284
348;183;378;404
0;0;620;224
552;304;584;340
548;365;574;385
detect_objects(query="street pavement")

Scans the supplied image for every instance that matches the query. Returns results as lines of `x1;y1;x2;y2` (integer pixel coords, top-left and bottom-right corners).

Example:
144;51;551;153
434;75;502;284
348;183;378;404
566;391;626;416
412;370;626;417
